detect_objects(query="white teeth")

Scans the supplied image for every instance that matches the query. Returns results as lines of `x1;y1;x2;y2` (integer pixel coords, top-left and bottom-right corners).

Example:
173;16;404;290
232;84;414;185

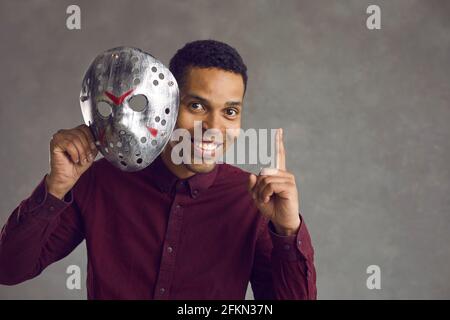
195;142;217;151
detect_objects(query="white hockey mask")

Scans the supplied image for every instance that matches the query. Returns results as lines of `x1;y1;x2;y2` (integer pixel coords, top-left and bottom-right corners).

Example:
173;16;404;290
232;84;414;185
80;46;179;172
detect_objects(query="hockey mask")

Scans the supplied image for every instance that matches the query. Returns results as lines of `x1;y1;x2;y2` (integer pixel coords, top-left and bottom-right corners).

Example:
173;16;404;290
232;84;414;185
80;46;179;172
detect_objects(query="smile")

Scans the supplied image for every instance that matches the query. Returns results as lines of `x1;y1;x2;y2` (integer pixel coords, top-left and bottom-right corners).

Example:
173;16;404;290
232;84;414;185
191;138;223;153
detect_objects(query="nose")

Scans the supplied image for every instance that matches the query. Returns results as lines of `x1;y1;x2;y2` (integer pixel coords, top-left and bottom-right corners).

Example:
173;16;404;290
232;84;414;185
202;112;222;132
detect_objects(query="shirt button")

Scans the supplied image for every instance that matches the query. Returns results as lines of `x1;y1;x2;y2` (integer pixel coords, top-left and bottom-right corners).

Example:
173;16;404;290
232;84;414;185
160;287;165;294
167;246;173;253
175;204;181;209
36;197;42;204
192;189;199;197
49;206;55;212
283;244;290;250
176;181;185;191
298;240;302;246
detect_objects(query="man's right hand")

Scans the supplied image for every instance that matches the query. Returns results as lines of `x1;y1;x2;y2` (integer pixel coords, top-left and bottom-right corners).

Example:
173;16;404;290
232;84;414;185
46;124;98;200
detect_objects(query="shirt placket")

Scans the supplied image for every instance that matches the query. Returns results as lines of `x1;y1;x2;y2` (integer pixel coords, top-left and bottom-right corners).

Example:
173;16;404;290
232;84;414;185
153;180;186;299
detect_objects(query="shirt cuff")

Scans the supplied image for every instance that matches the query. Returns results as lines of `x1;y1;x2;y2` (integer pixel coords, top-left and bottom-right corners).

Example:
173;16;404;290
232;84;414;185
268;214;311;262
23;174;74;218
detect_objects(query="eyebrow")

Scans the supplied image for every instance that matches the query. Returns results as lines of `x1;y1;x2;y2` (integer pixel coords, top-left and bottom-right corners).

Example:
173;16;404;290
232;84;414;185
184;93;242;107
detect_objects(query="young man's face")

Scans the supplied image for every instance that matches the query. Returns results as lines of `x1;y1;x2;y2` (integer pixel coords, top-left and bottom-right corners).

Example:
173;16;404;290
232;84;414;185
168;67;245;174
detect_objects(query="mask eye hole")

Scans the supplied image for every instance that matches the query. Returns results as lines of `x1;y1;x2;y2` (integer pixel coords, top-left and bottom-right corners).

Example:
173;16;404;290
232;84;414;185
128;94;148;112
97;101;112;118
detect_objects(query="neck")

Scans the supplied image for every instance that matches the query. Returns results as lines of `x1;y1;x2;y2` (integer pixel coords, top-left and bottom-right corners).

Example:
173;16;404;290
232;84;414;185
161;146;196;179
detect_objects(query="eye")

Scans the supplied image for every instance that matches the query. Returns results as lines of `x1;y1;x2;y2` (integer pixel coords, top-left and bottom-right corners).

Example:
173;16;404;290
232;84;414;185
128;94;148;112
225;108;239;117
97;101;112;118
190;102;204;112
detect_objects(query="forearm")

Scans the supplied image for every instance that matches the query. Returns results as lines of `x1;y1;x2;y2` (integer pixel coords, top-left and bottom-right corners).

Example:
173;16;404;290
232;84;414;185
0;175;74;285
272;215;301;236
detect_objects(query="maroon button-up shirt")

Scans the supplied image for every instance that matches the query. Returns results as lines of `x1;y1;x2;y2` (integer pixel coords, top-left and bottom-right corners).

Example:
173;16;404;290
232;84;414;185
0;156;316;299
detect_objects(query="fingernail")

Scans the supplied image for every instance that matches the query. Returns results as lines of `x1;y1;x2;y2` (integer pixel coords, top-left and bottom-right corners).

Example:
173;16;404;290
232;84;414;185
88;153;94;161
260;168;278;176
91;142;96;149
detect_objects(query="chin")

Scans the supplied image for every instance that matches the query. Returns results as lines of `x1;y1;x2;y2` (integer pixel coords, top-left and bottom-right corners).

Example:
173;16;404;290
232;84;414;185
184;162;217;174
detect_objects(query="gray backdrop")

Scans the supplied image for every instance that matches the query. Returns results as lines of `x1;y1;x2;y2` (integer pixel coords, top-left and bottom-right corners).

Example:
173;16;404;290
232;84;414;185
0;0;449;299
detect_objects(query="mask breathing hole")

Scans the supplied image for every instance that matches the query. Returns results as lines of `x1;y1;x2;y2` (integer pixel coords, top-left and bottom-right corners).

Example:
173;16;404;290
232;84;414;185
120;161;127;167
161;119;166;126
159;73;164;80
165;108;170;114
155;116;160;122
140;137;147;143
136;158;143;164
151;140;157;146
153;80;159;86
151;66;157;72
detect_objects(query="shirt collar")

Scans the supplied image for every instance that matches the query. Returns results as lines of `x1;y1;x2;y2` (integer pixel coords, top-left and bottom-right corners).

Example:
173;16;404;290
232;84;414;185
145;155;219;198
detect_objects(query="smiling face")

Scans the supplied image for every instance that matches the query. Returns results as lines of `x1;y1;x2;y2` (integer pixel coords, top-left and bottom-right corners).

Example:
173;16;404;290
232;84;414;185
162;67;245;177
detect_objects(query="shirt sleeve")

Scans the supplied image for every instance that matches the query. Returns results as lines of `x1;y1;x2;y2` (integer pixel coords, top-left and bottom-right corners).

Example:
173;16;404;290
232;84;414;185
250;213;317;300
0;169;93;285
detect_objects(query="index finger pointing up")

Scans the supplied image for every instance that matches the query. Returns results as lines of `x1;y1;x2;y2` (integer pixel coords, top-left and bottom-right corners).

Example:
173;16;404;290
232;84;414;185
276;128;286;170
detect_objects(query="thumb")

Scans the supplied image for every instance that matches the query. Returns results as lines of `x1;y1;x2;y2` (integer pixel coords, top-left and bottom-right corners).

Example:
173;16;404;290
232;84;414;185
248;173;257;192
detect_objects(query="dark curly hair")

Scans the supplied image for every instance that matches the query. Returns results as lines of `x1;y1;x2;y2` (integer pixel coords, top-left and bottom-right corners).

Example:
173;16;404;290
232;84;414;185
169;40;247;93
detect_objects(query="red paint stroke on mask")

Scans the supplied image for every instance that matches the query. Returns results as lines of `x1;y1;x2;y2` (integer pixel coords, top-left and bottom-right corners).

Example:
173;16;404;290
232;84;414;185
104;89;134;106
146;127;158;137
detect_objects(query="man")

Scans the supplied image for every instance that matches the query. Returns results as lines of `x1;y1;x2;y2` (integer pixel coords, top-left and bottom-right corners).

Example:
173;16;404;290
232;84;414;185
0;40;316;299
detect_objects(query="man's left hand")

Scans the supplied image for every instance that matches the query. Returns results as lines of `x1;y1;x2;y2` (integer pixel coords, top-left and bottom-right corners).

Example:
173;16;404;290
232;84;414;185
248;128;301;236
